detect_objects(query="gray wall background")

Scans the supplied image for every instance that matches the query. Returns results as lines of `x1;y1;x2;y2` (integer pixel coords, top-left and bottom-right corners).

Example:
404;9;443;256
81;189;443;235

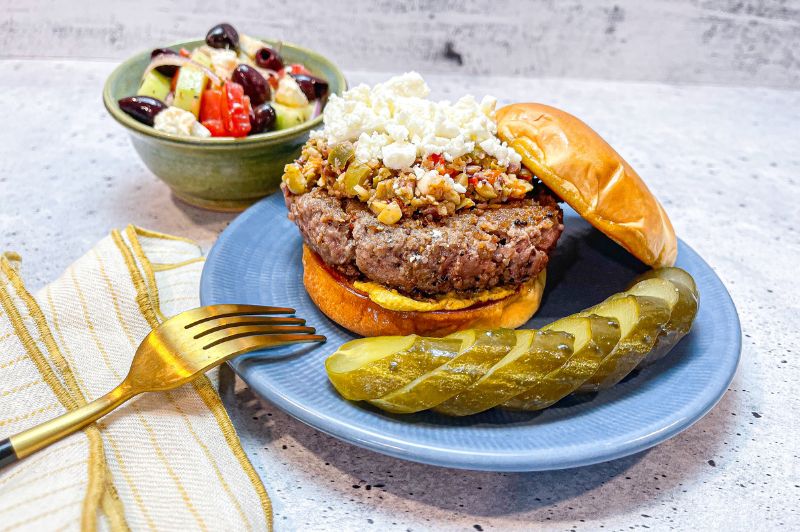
2;0;798;88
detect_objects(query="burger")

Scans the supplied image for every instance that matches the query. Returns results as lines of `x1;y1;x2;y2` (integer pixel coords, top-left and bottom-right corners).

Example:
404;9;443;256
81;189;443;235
280;73;676;337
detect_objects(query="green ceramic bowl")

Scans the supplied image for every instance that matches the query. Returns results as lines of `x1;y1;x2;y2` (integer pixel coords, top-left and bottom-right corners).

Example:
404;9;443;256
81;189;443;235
104;39;346;211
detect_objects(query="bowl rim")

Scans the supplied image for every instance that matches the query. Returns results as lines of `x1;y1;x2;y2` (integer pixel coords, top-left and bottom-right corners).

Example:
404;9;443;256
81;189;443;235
103;37;347;146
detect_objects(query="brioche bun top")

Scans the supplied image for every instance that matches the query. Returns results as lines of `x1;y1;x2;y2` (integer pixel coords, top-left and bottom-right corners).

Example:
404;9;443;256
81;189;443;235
496;103;677;267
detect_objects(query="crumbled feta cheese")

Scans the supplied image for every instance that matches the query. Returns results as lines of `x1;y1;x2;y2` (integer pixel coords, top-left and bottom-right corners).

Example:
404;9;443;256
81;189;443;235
382;141;417;170
354;132;389;163
238;34;268;58
275;76;309;107
320;72;521;168
204;47;239;80
154;107;211;138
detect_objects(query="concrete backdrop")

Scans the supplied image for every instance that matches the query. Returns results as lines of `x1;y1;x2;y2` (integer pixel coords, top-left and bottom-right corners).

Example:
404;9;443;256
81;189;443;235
1;0;798;88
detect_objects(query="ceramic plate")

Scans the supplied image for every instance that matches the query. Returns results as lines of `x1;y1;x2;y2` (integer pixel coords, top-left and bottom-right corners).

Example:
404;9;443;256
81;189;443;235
200;193;741;471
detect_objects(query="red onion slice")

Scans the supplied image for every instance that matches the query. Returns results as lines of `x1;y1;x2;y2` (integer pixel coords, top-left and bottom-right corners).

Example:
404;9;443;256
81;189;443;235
143;55;221;86
310;99;324;119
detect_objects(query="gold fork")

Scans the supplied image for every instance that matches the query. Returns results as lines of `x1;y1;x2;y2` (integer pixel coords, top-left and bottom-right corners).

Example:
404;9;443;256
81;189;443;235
0;304;325;468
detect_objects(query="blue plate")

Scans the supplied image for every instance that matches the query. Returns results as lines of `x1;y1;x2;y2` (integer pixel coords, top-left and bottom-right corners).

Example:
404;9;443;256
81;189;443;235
200;193;741;471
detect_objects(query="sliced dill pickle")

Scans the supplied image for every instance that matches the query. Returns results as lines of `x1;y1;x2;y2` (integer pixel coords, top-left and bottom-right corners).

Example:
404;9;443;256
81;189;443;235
503;315;621;411
634;267;698;296
370;329;517;414
627;273;698;365
576;294;671;391
434;329;574;416
325;335;462;401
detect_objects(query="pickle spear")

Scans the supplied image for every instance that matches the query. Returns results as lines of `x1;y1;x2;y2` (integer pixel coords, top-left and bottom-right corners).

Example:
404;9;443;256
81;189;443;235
435;329;574;416
326;335;462;400
370;329;517;414
631;268;699;363
624;276;696;365
577;295;671;391
635;267;698;295
504;315;621;410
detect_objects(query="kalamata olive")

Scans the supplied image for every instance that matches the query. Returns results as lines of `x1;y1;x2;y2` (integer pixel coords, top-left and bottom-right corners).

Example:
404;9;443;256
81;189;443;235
249;102;277;134
150;48;180;77
205;23;239;50
118;96;167;126
231;64;271;106
291;74;329;100
254;47;283;71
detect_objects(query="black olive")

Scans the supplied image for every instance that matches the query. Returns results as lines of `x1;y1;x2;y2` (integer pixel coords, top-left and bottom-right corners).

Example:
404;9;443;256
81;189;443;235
231;64;271;106
205;23;239;50
291;74;329;100
118;96;168;126
249;103;277;134
150;48;180;77
254;47;283;71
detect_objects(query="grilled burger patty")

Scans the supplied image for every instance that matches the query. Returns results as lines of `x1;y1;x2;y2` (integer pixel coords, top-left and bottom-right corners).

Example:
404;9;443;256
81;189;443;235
283;184;563;296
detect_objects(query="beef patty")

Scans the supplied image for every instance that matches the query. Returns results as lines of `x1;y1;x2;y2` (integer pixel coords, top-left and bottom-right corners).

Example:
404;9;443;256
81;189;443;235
282;184;563;295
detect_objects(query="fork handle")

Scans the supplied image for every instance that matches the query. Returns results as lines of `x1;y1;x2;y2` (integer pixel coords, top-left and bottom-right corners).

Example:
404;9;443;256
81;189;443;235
0;383;134;468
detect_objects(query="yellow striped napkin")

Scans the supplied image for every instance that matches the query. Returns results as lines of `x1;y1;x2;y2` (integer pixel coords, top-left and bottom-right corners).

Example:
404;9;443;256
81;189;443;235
0;226;272;531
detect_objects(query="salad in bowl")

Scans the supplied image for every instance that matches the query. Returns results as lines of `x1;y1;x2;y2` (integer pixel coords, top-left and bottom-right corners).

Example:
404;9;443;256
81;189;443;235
118;22;329;139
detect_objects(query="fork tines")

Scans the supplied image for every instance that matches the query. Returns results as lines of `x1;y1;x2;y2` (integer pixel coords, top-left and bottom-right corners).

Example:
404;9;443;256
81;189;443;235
180;304;326;352
183;304;297;329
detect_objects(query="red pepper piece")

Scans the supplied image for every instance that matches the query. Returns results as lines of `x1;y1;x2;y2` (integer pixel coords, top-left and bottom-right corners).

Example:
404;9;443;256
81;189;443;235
170;70;179;92
285;63;312;76
221;82;252;137
202;119;226;136
200;89;228;137
200;89;222;122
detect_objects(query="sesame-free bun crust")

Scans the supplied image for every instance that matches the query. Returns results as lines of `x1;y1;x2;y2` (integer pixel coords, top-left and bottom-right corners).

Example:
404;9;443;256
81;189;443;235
302;246;545;337
496;103;677;267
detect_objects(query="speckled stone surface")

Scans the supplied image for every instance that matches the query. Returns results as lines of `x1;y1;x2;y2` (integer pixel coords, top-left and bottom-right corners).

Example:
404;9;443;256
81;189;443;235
1;59;799;530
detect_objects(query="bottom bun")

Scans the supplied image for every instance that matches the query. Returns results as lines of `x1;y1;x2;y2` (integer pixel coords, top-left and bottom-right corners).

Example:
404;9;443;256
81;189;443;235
302;245;546;337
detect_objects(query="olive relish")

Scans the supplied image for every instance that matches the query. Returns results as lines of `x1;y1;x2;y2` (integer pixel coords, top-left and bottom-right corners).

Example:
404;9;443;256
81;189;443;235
283;136;536;224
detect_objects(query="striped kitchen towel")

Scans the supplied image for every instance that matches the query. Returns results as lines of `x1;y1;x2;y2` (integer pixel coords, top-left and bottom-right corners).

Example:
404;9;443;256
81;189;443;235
0;226;271;531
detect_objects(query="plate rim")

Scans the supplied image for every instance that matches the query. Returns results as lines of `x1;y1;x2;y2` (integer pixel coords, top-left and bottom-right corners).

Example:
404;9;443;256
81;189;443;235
200;195;742;471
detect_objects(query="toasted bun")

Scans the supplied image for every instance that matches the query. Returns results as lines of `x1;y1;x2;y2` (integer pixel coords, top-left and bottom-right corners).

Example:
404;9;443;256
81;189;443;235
496;103;677;267
302;246;545;337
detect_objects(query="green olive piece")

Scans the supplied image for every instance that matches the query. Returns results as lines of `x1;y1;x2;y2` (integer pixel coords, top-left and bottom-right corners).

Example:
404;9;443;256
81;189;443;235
434;329;574;416
576;294;672;391
325;335;462;401
328;142;355;172
342;163;372;196
283;164;308;195
504;315;621;411
370;329;517;414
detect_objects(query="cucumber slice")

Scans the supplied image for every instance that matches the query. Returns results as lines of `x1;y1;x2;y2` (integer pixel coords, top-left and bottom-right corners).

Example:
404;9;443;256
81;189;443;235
173;50;209;117
370;329;517;414
137;70;171;101
576;294;671;390
504;315;621;410
435;329;573;416
272;102;309;130
325;335;462;401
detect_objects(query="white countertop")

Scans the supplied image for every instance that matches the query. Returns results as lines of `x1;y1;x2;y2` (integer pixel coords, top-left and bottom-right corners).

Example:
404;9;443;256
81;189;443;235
1;59;799;530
